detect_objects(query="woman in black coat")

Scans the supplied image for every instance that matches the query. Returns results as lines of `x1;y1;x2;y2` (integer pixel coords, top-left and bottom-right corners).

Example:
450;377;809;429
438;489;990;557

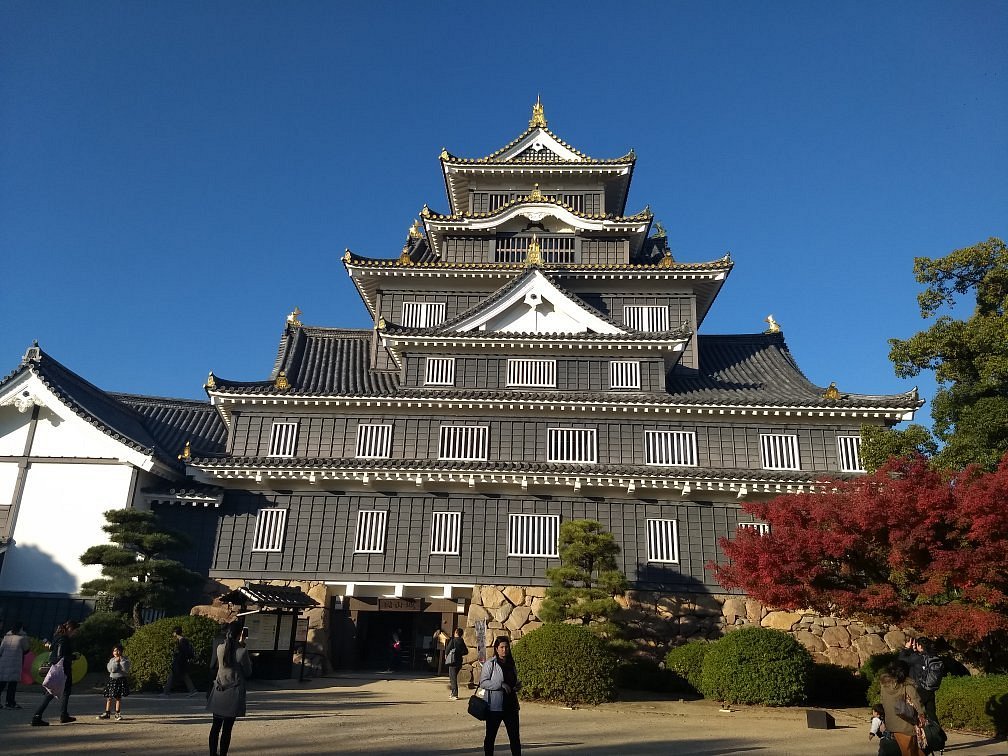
207;621;252;756
445;628;468;700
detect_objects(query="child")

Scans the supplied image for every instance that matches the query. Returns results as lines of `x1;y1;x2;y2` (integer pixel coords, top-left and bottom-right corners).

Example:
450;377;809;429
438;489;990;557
97;645;130;720
869;703;886;739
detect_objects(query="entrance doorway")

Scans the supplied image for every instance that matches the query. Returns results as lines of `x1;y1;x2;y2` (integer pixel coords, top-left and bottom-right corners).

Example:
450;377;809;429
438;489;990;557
356;610;442;671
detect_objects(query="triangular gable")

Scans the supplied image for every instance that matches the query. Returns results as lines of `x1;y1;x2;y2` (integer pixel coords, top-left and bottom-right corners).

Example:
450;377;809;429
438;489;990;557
448;269;624;335
496;128;585;163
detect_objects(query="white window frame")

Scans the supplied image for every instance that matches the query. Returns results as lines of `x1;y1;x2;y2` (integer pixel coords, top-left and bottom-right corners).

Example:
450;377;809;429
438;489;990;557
438;425;488;461
506;358;556;388
547;427;597;464
354;510;388;553
251;508;287;552
508;514;560;557
267;421;298;457
402;301;446;328
646;519;679;563
644;430;698;466
623;305;669;332
424;357;456;386
609;360;641;390
430;511;462;555
355;423;392;459
837;435;864;472
759;433;801;470
737;522;771;535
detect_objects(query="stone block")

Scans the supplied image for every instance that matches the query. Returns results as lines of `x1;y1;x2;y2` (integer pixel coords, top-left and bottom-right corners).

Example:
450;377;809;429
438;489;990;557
721;597;748;625
825;646;860;669
525;587;547;598
491;604;513;624
502;586;525;606
529;597;544;620
761;611;803;630
745;599;764;624
505;606;532;632
190;604;235;623
481;586;508;609
795;630;826;653
883;630;908;650
853;634;889;660
821;625;851;648
467;605;490;625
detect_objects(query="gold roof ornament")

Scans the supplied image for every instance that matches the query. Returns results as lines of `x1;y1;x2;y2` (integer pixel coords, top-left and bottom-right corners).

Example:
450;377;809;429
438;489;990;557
343;249;351;262
528;183;544;202
658;250;674;268
274;371;290;391
205;372;216;390
439;148;449;160
377;316;386;330
524;234;544;267
764;314;781;334
398;246;413;265
408;219;422;240
286;307;302;328
178;440;191;462
529;95;547;129
654;221;667;238
420;204;431;217
823;382;841;401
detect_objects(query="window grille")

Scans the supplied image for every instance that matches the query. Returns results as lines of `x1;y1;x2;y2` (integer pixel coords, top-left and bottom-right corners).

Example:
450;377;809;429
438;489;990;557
609;360;641;390
251;508;287;552
547;428;597;464
623;305;669;332
508;514;560;557
267;422;298;457
494;235;577;264
438;425;488;461
738;522;771;535
837;436;864;472
646;519;679;563
354;510;387;553
425;357;455;386
401;301;446;328
430;511;462;555
644;430;698;466
507;358;556;388
355;424;392;459
759;434;801;470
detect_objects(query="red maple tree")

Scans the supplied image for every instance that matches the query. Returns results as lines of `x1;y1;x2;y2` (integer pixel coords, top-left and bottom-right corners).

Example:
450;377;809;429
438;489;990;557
709;454;1008;653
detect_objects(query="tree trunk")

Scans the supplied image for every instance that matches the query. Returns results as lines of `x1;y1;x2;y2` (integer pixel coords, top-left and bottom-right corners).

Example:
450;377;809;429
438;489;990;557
132;602;144;628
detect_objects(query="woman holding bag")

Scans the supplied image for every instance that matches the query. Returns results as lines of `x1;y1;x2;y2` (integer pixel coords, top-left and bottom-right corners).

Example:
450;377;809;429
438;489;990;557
879;660;924;756
31;620;79;726
445;628;468;701
478;636;522;756
207;621;253;756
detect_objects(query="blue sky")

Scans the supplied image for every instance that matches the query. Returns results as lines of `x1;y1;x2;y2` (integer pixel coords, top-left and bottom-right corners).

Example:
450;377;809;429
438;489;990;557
2;2;1006;428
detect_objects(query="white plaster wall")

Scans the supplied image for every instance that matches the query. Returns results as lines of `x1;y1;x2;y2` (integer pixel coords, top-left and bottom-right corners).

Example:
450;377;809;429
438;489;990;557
0;462;135;593
30;404;138;459
0;461;19;507
0;404;31;456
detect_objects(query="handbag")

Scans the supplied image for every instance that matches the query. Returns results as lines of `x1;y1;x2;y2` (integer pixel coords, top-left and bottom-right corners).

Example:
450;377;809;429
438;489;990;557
893;688;919;724
43;659;66;697
445;645;457;665
467;686;489;721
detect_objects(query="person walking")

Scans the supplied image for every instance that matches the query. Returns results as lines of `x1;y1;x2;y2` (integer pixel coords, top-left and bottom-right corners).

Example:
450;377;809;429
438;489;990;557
445;628;468;701
96;644;130;721
31;620;79;726
479;635;522;756
0;620;31;709
163;626;198;696
879;660;924;756
207;621;253;756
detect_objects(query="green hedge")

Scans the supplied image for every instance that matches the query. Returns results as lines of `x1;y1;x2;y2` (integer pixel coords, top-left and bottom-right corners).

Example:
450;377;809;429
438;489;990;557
511;623;617;705
936;674;1008;738
806;662;869;707
123;615;222;692
860;651;899;705
699;626;811;706
75;611;134;669
615;658;689;693
664;641;710;695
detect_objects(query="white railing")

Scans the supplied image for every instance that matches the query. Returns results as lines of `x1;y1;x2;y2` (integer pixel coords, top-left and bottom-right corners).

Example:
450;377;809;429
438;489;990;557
495;235;577;264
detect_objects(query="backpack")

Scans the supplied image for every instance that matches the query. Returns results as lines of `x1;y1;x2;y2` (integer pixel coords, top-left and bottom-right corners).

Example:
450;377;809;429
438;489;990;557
920;719;947;755
920;655;945;692
877;735;901;756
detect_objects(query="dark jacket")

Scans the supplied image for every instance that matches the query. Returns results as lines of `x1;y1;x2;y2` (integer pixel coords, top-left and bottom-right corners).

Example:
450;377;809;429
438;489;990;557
445;636;468;668
50;633;74;673
172;637;194;671
207;643;253;718
879;673;924;738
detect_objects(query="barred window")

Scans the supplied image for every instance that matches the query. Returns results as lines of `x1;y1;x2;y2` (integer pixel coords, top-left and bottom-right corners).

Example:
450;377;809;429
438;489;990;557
644;430;698;466
507;358;556;388
438;425;488;461
425;357;455;386
267;422;298;457
547;428;597;463
251;508;287;552
508;514;559;557
355;424;392;459
623;305;669;332
610;360;641;390
402;301;446;328
837;436;864;472
430;511;462;555
354;510;387;553
759;433;801;470
738;522;771;535
646;519;679;563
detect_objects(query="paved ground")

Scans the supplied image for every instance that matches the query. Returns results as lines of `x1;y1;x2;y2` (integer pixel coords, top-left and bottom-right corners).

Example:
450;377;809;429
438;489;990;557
1;673;1005;755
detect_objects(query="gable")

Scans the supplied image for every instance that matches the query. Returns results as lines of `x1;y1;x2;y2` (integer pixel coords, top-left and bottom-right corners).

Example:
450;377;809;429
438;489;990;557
497;128;585;163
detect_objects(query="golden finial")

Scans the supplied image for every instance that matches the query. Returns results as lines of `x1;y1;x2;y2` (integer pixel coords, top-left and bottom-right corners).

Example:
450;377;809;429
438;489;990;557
524;234;543;267
408;219;422;239
377;316;386;330
528;183;544;202
343;249;351;263
274;371;290;391
398;246;413;265
823;382;841;401
420;204;431;217
205;372;216;390
439;148;449;160
529;95;547;129
178;440;191;462
286;307;302;328
764;314;781;334
658;250;674;268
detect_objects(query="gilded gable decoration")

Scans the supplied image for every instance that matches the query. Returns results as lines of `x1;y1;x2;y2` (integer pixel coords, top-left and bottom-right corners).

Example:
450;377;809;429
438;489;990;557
205;372;216;390
274;371;290;391
178;440;191;462
764;314;781;333
342;249;351;262
286;307;303;329
398;246;413;266
529;95;547;129
658;250;674;268
823;382;841;401
524;235;543;267
408;219;423;239
654;221;667;238
527;183;544;202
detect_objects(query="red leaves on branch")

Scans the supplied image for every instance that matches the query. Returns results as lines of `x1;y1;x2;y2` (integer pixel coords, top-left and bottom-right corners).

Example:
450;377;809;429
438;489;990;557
709;454;1008;646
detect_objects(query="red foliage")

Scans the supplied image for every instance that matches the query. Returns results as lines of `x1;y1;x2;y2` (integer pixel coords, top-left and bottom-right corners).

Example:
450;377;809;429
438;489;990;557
709;453;1008;646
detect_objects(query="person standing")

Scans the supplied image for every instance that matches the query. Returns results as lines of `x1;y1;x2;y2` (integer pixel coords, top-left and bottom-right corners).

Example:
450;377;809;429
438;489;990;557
207;621;253;756
163;626;198;696
96;644;130;721
879;660;924;756
0;620;31;709
479;636;522;756
445;628;468;701
31;620;79;726
914;637;945;722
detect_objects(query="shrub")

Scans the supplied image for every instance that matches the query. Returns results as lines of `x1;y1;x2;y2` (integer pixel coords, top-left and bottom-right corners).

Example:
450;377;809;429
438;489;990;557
807;663;869;707
664;641;711;694
615;658;689;693
699;626;811;706
511;623;617;705
75;611;134;669
936;674;1008;738
123;615;222;692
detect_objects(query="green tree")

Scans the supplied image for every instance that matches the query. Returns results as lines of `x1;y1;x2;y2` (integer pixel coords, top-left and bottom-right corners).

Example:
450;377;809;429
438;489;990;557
80;509;203;627
539;519;627;637
864;237;1008;471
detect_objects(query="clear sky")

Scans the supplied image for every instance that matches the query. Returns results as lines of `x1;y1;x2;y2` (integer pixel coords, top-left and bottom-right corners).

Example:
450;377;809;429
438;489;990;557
2;2;1006;426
